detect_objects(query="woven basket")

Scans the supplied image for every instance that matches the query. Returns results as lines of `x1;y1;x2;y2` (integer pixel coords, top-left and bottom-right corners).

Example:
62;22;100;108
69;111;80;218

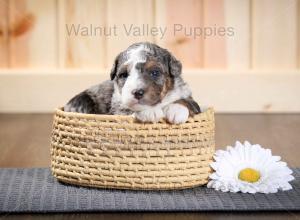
50;107;215;190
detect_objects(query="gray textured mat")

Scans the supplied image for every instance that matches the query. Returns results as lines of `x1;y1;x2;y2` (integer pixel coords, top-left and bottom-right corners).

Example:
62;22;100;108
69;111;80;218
0;168;299;213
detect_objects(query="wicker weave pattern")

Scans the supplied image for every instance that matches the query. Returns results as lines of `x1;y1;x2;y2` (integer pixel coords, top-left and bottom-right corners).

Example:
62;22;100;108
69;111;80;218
50;108;215;190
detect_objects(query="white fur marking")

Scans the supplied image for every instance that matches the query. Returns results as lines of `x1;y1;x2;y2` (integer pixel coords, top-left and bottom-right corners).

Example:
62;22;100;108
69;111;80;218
121;70;143;106
134;106;164;123
164;103;189;124
125;45;149;65
121;45;149;108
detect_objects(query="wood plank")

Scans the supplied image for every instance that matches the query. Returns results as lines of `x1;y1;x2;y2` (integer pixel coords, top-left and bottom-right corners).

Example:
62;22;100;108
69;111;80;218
0;0;8;67
106;0;154;68
155;0;203;68
252;0;298;69
1;70;300;113
203;0;226;68
58;0;106;69
224;0;250;69
0;114;53;168
8;0;57;68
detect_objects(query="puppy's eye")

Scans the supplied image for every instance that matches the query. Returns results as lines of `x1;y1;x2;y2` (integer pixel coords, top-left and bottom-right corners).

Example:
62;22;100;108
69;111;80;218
150;70;160;78
119;72;128;79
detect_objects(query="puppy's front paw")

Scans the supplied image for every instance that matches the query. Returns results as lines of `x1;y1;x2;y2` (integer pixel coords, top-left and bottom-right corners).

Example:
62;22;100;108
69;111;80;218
164;103;189;124
134;107;164;123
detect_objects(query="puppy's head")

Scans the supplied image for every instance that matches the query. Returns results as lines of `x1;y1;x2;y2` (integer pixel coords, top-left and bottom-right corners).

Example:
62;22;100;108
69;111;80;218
110;42;182;111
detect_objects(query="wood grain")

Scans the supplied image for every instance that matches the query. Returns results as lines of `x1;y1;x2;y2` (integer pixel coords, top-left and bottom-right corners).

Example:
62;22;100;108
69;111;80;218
0;0;8;68
224;0;250;69
8;0;57;68
203;0;226;68
8;0;28;67
0;0;299;71
106;0;154;68
155;0;203;68
58;0;106;68
252;0;298;69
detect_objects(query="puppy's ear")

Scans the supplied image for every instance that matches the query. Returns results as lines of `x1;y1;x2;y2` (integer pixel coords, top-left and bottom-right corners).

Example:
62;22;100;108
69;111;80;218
168;53;182;77
110;54;120;80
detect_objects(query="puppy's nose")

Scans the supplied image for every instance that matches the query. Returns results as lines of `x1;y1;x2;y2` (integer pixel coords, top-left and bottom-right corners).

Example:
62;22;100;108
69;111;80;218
132;89;144;100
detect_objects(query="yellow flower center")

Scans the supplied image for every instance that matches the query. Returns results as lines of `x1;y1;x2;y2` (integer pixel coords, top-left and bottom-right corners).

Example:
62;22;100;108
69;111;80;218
238;168;261;183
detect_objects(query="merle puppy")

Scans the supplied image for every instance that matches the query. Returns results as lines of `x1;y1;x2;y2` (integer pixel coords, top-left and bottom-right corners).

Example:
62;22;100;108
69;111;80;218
64;42;200;124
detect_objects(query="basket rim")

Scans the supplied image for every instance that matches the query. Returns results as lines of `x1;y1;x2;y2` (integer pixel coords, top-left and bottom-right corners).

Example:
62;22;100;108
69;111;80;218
55;106;214;122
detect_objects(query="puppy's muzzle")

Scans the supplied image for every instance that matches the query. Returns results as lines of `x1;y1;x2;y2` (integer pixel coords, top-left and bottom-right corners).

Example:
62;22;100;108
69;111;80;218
132;89;145;100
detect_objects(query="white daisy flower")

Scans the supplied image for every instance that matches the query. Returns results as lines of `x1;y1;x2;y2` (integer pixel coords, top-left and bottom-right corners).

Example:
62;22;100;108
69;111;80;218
207;141;294;194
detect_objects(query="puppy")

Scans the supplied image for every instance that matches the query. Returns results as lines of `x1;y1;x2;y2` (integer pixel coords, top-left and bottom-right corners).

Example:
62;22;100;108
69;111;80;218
64;42;200;124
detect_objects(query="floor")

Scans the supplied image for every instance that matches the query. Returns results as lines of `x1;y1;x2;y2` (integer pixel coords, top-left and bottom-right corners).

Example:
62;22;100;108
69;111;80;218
0;113;299;219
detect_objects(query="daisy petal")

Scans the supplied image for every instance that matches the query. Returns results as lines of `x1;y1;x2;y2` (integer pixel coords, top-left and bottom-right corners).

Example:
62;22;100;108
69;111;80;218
207;141;294;194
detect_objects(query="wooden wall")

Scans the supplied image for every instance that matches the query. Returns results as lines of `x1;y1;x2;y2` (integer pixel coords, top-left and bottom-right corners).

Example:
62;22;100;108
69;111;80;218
0;0;299;70
1;0;300;113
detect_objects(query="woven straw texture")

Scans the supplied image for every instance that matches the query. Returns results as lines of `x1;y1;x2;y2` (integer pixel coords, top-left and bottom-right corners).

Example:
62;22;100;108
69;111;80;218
50;108;215;190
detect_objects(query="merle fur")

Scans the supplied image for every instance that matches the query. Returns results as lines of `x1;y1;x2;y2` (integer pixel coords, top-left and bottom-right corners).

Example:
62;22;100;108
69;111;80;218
64;42;200;116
